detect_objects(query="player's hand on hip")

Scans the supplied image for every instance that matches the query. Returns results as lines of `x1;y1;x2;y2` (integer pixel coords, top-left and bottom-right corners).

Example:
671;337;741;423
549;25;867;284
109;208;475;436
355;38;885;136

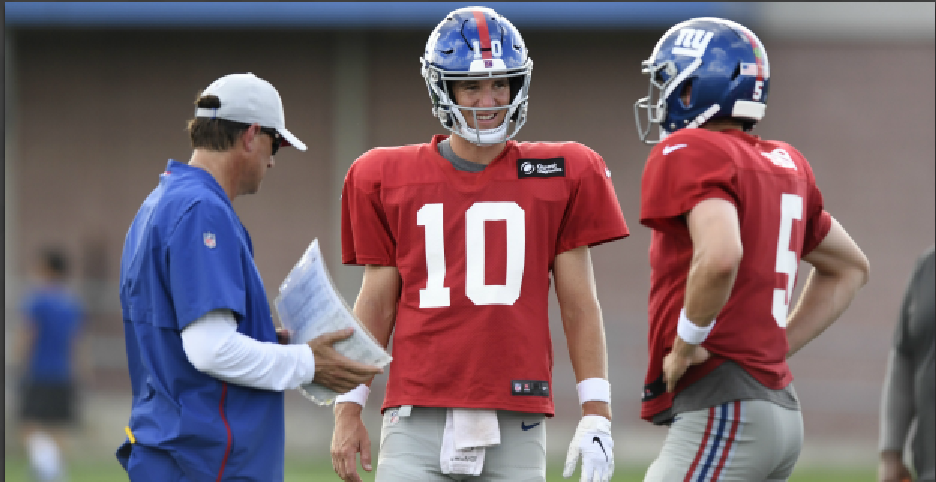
663;336;711;393
563;415;614;482
878;451;913;482
331;402;372;482
307;328;383;393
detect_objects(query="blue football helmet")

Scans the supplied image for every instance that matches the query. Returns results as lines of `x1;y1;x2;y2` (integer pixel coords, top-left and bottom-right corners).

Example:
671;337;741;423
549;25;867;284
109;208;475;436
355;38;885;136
634;17;771;144
420;6;533;145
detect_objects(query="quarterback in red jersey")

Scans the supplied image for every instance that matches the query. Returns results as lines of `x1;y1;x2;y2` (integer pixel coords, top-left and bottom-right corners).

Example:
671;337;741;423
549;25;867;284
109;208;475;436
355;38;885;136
634;18;870;481
331;7;628;482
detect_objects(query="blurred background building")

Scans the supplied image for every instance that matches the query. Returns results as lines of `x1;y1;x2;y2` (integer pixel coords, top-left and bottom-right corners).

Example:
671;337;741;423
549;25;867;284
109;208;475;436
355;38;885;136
5;1;935;472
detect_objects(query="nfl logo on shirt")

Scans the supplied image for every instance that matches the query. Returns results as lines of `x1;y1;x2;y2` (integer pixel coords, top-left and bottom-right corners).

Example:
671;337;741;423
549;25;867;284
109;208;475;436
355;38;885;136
203;232;216;249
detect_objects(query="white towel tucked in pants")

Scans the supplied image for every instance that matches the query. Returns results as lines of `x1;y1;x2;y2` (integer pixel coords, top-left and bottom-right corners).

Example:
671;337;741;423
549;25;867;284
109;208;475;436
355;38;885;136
440;408;501;475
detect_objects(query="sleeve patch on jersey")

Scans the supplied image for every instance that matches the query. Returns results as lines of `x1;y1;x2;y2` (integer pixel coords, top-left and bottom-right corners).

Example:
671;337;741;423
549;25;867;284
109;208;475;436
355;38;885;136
512;380;550;397
517;158;565;178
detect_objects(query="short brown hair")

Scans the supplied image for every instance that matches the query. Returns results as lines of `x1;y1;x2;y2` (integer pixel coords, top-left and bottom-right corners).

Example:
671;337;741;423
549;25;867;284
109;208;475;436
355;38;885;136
185;93;250;151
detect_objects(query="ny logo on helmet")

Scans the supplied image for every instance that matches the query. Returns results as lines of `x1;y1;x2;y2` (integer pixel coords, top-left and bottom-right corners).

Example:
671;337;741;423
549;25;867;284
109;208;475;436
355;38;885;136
672;29;714;57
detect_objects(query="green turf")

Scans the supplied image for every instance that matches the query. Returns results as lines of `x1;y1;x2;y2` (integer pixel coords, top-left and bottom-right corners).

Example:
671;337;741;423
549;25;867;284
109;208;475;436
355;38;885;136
3;456;875;481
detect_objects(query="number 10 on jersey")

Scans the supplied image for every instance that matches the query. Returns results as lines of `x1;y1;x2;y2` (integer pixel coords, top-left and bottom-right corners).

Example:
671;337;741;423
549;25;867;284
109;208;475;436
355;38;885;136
417;202;526;308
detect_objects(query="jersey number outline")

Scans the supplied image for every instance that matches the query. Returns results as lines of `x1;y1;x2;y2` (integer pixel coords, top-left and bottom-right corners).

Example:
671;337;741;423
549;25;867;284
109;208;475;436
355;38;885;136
417;202;525;308
772;193;803;327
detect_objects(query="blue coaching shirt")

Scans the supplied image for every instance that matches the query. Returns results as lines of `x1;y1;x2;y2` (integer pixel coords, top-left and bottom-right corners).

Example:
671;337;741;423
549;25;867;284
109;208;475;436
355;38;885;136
117;160;284;481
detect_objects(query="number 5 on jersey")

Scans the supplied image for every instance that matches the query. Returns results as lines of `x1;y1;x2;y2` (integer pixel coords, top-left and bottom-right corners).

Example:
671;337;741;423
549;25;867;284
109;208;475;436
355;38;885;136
773;193;803;327
417;202;526;308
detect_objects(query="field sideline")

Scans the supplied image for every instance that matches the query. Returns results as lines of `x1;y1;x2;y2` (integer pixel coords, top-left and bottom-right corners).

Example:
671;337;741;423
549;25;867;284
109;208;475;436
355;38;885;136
4;390;881;481
3;456;876;481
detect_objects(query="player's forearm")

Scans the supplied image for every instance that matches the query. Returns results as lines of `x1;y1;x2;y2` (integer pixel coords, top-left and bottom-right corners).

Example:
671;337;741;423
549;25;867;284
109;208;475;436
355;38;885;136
352;266;398;347
785;266;865;358
554;246;612;419
561;307;611;420
351;297;395;350
554;247;608;379
683;252;739;327
350;304;393;391
350;265;400;389
683;199;742;328
562;308;609;382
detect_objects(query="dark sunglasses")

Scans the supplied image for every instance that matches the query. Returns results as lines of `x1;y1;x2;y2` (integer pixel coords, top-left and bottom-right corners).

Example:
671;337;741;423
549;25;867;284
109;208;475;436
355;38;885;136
260;128;282;156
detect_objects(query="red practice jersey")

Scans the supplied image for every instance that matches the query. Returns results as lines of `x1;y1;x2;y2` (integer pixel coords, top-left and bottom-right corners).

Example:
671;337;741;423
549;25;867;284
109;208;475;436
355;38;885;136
342;135;628;415
638;128;832;422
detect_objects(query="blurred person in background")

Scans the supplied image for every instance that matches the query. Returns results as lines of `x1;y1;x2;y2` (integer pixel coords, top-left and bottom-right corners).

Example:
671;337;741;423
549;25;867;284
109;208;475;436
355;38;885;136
879;245;934;482
13;246;89;482
116;72;382;481
633;17;870;480
330;6;628;482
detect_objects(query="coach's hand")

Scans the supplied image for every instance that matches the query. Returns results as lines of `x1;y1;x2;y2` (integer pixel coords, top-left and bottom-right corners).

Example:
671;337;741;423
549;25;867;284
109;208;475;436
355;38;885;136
307;328;383;394
663;335;711;393
332;402;372;482
563;415;614;482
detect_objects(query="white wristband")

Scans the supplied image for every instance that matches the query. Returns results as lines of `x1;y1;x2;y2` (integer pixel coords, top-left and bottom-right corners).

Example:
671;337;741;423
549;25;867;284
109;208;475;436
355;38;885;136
576;378;611;405
676;308;715;345
334;384;370;407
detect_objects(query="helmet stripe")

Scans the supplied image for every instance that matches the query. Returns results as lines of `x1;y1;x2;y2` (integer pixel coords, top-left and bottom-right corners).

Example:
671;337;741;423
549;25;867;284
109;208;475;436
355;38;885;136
738;29;765;80
472;10;494;60
707;17;768;80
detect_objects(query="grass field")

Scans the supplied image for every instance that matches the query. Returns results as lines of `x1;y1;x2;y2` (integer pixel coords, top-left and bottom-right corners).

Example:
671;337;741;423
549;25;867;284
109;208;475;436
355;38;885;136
4;456;876;481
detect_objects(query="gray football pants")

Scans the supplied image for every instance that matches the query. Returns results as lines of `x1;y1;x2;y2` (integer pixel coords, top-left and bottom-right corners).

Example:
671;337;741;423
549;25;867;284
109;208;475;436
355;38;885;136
376;406;547;482
644;400;803;482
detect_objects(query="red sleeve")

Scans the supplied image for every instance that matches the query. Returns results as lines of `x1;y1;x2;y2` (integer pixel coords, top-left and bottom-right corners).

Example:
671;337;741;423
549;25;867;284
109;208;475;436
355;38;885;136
640;134;738;234
794;147;832;256
341;151;396;266
555;144;629;254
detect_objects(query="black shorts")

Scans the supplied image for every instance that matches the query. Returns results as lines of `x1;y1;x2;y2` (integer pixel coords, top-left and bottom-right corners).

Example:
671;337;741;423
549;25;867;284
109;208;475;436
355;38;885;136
19;381;76;425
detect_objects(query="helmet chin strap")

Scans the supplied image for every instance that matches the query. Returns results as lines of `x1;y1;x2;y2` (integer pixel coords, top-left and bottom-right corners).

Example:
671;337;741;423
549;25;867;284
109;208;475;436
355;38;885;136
456;122;509;146
451;106;515;146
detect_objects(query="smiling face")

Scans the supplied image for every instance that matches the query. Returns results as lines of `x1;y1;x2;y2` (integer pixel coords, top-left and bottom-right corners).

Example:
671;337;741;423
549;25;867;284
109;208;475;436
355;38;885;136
450;77;512;130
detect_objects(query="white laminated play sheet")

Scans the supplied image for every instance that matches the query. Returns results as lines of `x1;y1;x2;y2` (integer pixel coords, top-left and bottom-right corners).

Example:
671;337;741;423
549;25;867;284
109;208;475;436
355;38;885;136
274;238;391;405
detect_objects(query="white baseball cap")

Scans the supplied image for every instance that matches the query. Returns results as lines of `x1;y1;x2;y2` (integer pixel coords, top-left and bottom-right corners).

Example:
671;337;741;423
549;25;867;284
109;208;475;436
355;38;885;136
195;73;307;151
